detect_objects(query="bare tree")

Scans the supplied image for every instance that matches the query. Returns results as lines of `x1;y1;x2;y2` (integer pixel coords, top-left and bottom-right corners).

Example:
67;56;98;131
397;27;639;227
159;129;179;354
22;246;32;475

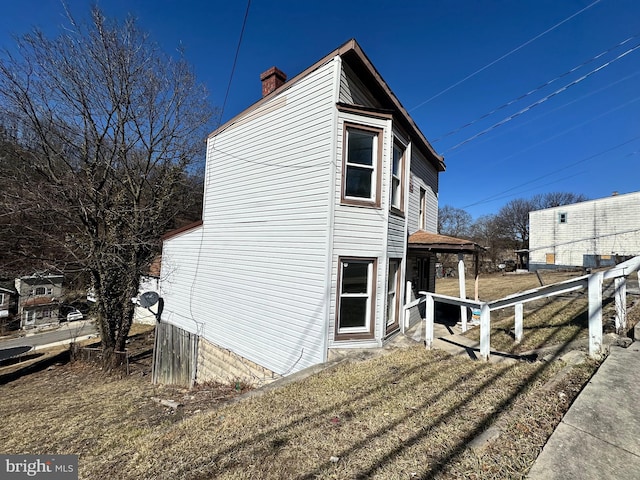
531;192;588;210
494;192;587;250
0;8;215;363
438;205;473;238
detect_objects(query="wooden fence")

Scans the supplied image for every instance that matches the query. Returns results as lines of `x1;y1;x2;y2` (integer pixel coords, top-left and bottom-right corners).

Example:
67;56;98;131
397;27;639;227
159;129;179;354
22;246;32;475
152;322;198;387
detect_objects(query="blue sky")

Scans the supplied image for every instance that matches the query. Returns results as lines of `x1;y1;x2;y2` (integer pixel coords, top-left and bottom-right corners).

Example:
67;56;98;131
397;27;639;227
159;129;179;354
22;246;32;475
1;0;638;219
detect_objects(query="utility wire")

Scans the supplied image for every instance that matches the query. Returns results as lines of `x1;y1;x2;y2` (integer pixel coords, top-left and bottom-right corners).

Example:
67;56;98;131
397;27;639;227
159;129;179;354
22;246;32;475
432;33;640;143
189;0;251;326
461;134;640;208
444;42;640;153
486;94;640;166
217;0;251;126
409;0;602;111
452;70;640;153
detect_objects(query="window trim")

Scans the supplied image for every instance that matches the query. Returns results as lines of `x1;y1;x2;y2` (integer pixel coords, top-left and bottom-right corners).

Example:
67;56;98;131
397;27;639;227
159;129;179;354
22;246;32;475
341;123;383;208
419;187;426;230
335;256;377;341
390;139;406;215
385;259;402;335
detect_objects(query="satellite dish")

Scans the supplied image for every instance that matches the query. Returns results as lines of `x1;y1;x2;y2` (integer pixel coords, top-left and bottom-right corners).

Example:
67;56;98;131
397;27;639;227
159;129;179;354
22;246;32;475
139;291;160;308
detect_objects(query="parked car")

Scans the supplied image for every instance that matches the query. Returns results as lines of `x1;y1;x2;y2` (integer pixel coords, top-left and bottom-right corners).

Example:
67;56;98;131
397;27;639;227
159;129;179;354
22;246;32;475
60;304;85;322
66;309;84;322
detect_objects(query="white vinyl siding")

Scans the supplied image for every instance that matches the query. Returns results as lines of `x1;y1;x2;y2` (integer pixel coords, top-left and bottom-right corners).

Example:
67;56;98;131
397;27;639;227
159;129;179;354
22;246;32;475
161;60;336;375
339;62;383;108
529;191;640;269
407;148;439;234
158;226;204;333
329;111;390;346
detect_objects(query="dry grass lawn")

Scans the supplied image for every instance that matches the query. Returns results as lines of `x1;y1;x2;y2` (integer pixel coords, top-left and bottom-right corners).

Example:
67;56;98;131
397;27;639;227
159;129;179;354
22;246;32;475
1;346;597;479
1;271;638;479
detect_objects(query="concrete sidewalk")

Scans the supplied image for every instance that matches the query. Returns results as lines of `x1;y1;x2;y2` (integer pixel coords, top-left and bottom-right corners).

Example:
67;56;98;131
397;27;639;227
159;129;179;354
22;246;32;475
527;342;640;479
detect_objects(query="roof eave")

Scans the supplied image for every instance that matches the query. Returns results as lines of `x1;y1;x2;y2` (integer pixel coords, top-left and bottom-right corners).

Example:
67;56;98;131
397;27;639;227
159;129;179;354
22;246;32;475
206;39;446;173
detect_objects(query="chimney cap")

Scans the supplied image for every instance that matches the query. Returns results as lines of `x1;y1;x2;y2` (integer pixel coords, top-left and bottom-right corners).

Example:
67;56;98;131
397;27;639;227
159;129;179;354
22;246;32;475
260;66;287;81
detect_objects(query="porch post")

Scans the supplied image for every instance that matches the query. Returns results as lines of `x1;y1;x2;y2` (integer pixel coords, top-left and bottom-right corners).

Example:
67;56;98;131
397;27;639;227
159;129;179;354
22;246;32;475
614;277;627;334
425;294;434;350
588;271;603;358
514;303;523;343
458;253;467;331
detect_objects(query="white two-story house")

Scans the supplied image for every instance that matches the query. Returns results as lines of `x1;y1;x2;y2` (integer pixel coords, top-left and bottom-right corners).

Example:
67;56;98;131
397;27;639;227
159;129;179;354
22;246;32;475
158;39;445;386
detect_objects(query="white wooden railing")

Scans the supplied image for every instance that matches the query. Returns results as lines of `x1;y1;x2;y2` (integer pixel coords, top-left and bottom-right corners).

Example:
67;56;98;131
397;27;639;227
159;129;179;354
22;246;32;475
403;256;640;361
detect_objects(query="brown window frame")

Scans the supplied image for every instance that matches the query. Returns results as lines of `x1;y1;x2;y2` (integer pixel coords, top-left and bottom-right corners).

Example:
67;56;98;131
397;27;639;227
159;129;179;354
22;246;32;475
335;256;377;341
385;258;402;336
390;139;406;215
419;187;426;230
341;123;383;208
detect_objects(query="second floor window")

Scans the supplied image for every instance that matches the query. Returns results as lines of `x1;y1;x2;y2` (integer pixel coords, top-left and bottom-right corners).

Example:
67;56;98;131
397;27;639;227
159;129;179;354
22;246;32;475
390;141;405;212
419;187;426;229
31;287;53;296
342;124;382;207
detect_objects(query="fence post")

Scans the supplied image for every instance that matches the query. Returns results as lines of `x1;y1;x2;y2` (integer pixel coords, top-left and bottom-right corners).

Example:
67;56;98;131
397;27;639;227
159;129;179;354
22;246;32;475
588;271;603;358
514;303;523;343
614;277;627;334
479;303;491;361
425;294;434;350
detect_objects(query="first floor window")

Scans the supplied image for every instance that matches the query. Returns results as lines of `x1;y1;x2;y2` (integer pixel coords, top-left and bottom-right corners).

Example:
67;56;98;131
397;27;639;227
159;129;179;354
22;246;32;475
336;257;377;339
34;287;45;295
386;259;401;333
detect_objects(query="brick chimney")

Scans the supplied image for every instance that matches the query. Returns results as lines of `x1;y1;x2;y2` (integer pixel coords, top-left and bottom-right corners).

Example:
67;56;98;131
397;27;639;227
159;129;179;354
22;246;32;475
260;67;287;97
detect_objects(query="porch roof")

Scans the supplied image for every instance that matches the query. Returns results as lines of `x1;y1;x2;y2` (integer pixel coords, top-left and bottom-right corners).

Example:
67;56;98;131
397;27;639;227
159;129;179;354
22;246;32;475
22;297;59;308
408;231;485;254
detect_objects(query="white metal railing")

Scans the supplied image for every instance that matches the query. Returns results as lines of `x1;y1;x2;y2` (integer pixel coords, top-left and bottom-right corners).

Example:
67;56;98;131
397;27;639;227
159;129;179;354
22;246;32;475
404;256;640;361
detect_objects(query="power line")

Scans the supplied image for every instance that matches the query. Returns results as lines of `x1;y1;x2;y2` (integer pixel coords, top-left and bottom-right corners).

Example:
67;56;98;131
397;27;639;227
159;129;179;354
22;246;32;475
188;0;251;326
460;134;640;209
409;0;602;111
444;42;640;153
217;0;251;125
449;70;640;154
483;94;640;167
432;33;640;144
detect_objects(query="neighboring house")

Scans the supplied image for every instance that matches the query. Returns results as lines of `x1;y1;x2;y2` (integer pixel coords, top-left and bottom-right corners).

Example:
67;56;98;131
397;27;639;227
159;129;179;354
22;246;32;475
529;191;640;271
15;274;64;329
0;280;18;320
134;255;162;325
159;39;445;385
